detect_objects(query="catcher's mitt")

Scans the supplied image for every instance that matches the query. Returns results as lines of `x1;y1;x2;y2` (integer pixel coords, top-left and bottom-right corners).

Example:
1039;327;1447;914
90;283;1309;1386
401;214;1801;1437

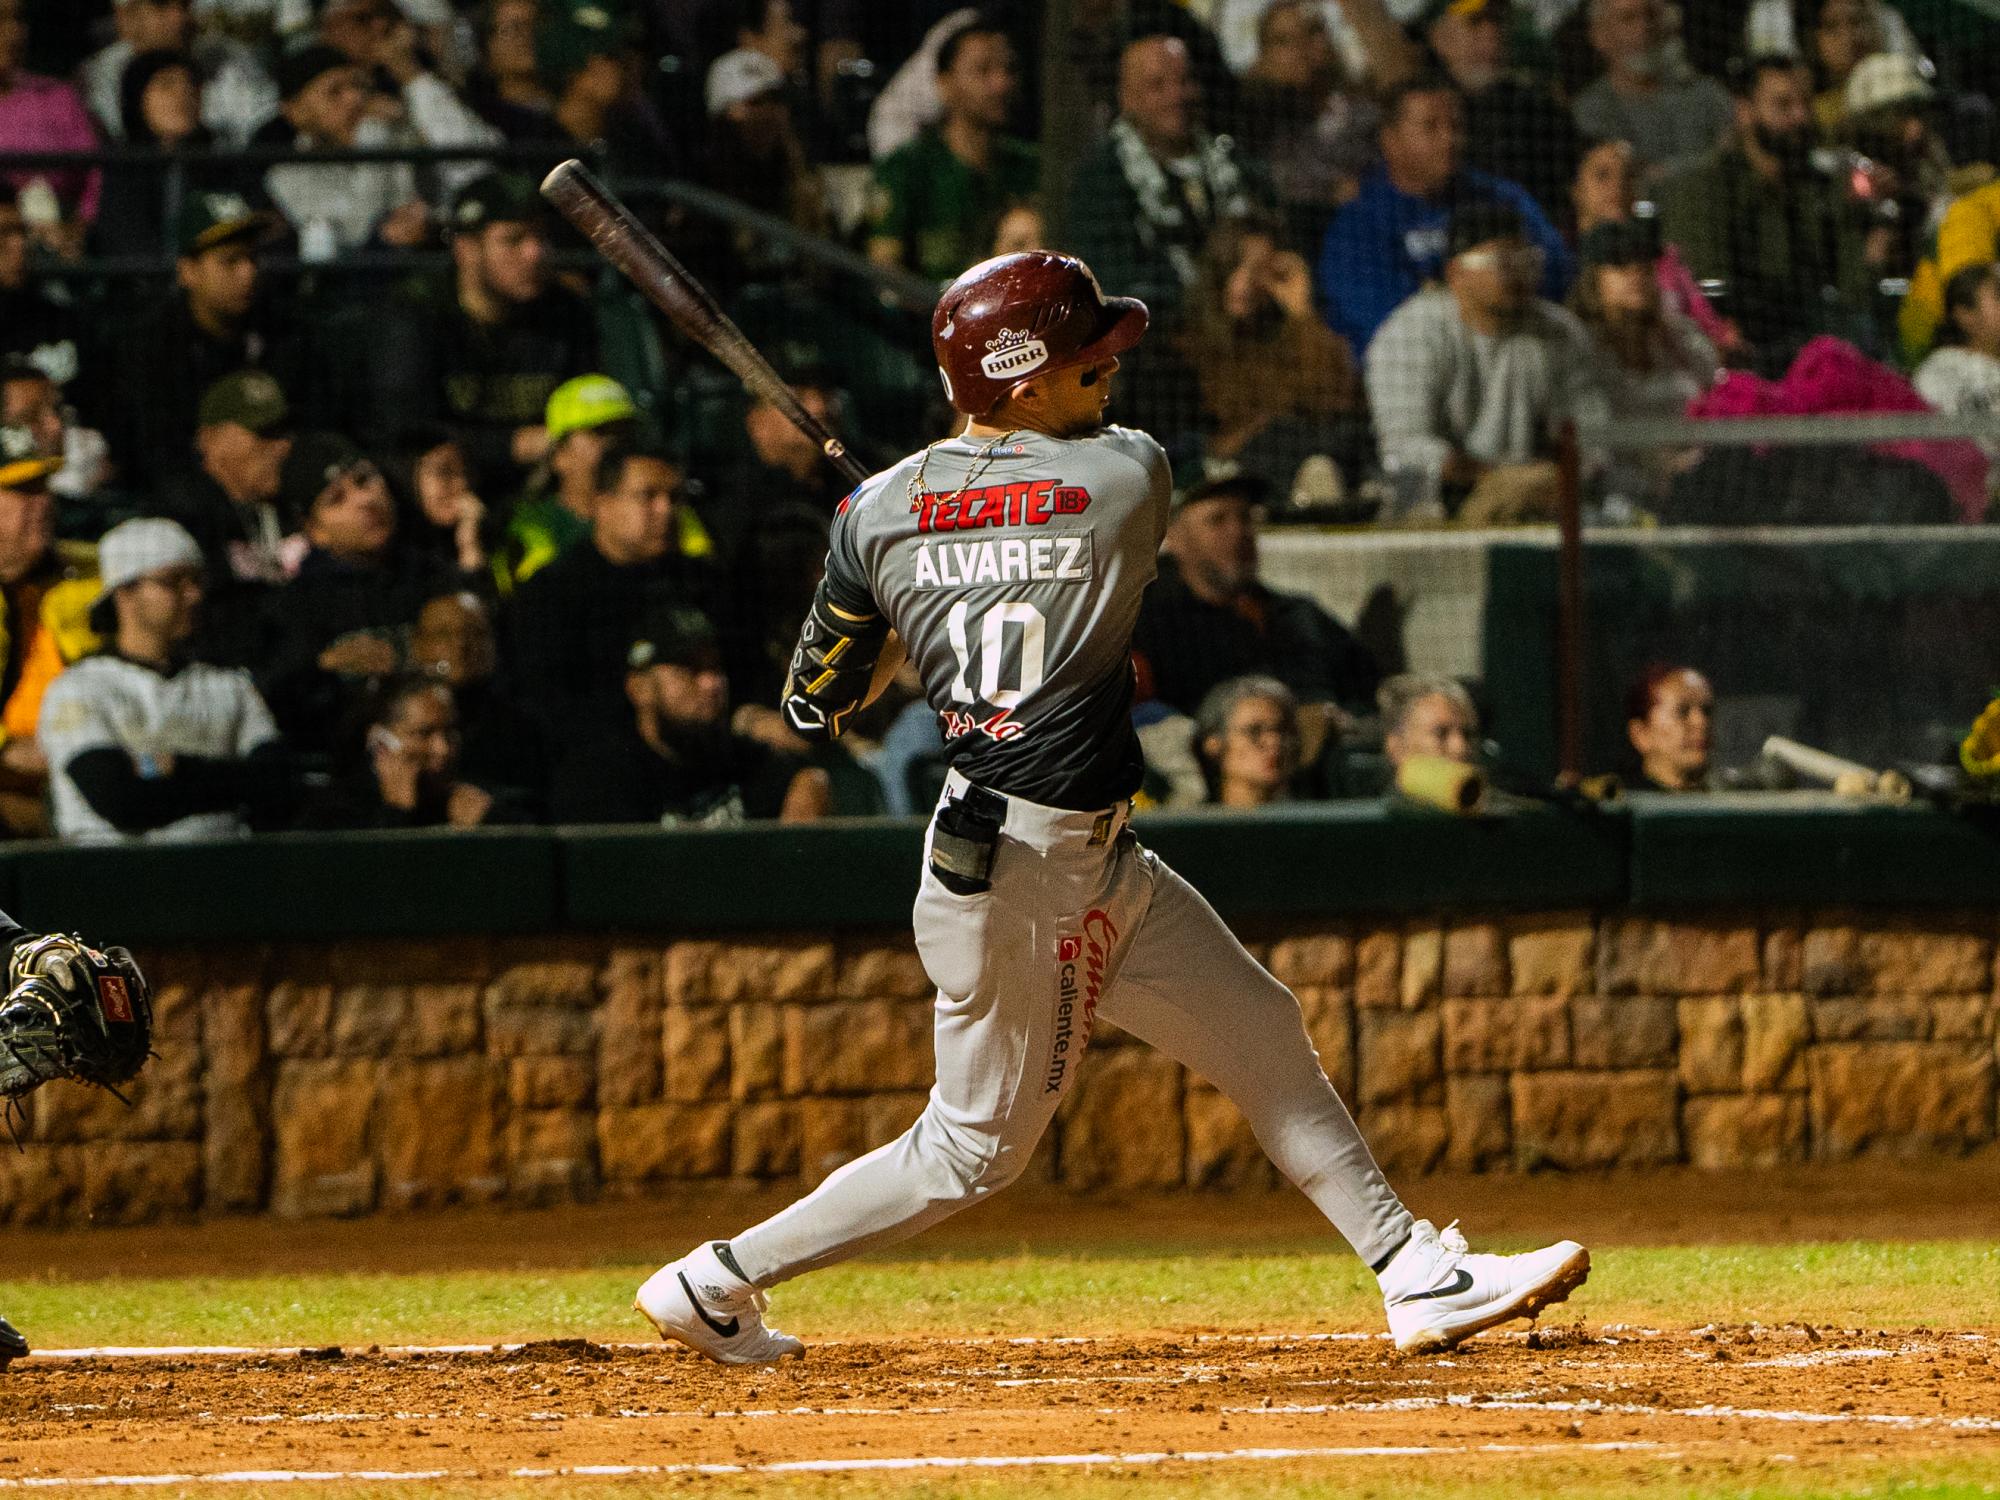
0;935;153;1110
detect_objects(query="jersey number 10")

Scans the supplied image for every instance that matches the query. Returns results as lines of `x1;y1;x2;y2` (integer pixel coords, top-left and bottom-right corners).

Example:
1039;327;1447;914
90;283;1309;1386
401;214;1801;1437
946;600;1047;709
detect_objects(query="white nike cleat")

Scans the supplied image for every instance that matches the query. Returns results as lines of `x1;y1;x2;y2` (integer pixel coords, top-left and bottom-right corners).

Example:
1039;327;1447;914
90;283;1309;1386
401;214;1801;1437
635;1241;805;1366
0;1312;25;1366
1379;1219;1590;1354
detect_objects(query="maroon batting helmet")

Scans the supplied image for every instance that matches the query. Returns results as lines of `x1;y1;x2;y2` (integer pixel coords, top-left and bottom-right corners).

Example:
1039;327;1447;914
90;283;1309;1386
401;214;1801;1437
931;252;1149;417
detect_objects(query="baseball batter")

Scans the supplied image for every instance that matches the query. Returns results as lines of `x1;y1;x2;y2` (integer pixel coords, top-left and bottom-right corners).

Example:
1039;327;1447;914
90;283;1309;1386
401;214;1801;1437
637;252;1589;1362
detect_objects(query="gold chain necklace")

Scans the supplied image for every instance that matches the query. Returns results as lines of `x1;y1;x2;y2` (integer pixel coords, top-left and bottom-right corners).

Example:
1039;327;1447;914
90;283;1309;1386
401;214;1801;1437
906;427;1020;514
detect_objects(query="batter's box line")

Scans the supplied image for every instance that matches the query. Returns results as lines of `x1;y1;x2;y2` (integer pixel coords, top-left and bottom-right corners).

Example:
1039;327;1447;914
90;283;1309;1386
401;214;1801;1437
0;1441;1676;1489
14;1329;1556;1363
1237;1393;2000;1434
23;1323;1919;1366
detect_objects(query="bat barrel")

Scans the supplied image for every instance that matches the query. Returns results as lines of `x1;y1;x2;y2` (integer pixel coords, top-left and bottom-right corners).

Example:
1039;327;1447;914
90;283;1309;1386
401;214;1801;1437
1762;736;1909;800
540;159;868;489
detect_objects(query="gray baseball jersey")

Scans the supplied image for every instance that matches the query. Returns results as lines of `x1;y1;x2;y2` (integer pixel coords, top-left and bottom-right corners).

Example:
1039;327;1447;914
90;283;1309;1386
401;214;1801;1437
730;420;1417;1299
824;424;1173;810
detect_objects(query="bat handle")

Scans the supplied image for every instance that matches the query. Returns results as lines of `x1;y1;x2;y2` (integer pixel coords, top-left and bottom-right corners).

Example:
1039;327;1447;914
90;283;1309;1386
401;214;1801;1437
822;439;867;487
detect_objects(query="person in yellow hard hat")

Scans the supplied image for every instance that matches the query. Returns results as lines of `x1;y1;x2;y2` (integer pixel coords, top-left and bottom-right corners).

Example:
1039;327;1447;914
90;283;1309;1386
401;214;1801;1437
0;419;102;837
495;373;709;590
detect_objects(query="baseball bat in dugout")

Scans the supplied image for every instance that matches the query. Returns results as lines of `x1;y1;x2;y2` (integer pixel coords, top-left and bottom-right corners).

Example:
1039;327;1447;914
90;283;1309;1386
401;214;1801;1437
1760;735;1912;802
1396;754;1488;815
540;158;868;488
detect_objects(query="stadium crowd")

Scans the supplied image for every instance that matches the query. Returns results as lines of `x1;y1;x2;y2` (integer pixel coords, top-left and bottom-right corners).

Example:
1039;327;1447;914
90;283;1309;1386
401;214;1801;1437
0;0;1991;837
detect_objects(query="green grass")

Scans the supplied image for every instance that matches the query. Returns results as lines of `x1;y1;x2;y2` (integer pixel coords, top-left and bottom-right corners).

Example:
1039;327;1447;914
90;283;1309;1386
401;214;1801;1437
6;1239;2000;1348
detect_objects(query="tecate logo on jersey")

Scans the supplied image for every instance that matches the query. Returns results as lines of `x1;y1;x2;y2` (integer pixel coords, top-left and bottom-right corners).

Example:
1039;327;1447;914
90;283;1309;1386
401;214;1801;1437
1045;910;1117;1096
912;479;1091;533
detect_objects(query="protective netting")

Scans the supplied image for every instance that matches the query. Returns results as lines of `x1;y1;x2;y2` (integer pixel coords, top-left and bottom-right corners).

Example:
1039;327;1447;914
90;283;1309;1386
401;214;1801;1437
0;0;1994;833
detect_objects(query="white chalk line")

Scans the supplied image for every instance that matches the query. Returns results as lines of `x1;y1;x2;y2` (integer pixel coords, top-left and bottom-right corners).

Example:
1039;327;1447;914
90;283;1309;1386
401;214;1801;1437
1237;1394;2000;1433
20;1328;1982;1474
22;1325;1911;1365
0;1441;1675;1488
14;1331;1413;1362
186;1395;1995;1433
1735;1346;1906;1369
35;1372;1992;1441
18;1333;1973;1442
230;1406;960;1424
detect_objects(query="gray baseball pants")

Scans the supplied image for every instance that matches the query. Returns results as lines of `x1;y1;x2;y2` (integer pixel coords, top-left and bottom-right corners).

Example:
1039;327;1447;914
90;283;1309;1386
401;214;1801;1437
730;770;1415;1285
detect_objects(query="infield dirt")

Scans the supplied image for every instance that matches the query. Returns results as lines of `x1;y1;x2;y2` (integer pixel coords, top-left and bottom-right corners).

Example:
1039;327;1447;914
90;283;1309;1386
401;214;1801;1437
8;1324;2000;1489
6;1159;2000;1493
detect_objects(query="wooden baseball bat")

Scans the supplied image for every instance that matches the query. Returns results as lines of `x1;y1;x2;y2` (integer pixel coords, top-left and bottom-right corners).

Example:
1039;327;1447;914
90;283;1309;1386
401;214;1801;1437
1761;736;1913;802
1395;754;1487;814
540;159;868;488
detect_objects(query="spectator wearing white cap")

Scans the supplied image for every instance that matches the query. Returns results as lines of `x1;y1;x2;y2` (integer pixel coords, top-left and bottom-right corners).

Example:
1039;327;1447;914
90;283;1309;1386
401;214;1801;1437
707;46;786;119
695;47;825;282
1842;53;1953;257
40;518;292;843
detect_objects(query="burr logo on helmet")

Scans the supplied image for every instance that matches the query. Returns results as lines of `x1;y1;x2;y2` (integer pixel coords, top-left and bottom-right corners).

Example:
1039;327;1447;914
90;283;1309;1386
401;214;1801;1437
980;327;1049;381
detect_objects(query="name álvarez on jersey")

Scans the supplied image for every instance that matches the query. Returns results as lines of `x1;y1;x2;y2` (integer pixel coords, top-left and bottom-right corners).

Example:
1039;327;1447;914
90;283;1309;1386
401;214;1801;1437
911;533;1091;590
826;425;1174;810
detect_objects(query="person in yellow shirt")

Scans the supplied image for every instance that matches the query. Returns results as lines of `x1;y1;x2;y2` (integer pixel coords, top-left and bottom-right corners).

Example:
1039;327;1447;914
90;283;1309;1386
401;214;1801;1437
0;424;99;835
1902;174;2000;360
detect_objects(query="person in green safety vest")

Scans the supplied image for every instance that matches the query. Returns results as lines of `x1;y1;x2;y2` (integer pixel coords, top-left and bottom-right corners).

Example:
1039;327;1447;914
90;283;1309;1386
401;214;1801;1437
495;373;710;591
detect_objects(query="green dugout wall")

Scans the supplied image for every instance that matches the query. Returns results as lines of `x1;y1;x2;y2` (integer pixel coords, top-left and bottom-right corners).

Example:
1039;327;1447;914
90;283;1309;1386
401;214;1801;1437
7;796;1998;944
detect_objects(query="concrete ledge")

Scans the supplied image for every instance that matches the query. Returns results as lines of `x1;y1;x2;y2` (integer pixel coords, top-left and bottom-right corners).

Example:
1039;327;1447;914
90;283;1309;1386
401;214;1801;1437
7;796;1996;942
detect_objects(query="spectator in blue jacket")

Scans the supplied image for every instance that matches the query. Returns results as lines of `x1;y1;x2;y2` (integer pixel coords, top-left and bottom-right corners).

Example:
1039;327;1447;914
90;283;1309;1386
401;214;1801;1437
1315;72;1571;355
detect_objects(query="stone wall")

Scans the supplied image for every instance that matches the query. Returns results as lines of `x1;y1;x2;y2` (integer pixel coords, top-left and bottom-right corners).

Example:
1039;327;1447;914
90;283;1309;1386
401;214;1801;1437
3;911;1996;1225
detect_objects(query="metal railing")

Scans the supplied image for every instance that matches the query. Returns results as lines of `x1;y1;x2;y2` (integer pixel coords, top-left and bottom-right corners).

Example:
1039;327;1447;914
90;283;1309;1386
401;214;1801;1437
1582;412;2000;449
1;142;935;311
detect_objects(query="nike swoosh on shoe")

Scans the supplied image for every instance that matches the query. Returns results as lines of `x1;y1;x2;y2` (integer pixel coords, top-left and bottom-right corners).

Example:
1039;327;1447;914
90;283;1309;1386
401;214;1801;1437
678;1272;741;1338
1397;1268;1475;1302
